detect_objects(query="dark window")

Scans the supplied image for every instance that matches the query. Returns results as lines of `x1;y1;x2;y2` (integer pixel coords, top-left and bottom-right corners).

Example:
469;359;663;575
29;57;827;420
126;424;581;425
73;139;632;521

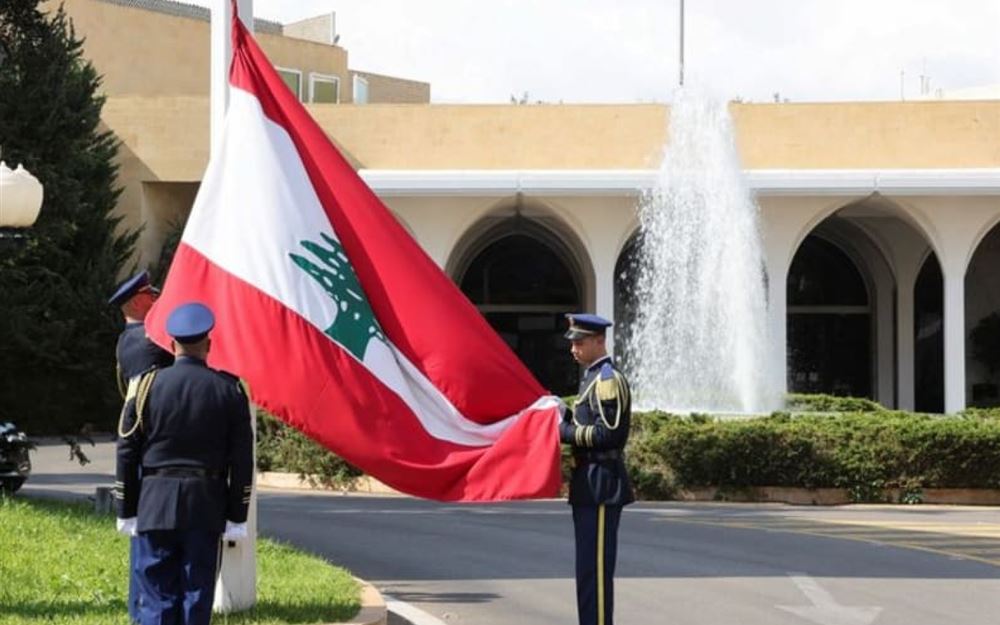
914;253;943;413
461;234;578;306
788;236;868;306
787;235;872;398
459;232;581;395
613;235;641;369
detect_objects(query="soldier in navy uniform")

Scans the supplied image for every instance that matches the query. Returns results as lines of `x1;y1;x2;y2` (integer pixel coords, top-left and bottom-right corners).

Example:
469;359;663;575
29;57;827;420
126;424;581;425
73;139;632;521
559;313;633;625
108;270;174;623
110;271;174;398
115;302;254;625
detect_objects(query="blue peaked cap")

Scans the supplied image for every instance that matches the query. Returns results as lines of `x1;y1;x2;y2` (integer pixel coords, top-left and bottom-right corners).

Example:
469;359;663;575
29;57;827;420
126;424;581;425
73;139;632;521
166;302;215;344
108;270;155;306
564;313;612;340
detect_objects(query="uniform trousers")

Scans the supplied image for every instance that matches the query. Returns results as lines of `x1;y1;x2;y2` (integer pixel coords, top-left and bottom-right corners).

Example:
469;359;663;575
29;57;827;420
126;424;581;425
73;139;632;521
129;536;140;623
134;528;220;625
572;504;623;625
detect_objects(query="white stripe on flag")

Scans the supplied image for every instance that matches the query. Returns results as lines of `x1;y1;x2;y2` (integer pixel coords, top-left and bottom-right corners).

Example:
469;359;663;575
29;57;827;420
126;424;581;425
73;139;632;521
183;88;543;447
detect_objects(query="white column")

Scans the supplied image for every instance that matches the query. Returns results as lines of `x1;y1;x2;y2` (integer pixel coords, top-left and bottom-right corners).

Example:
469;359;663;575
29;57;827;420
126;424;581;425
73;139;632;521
767;264;789;400
211;0;254;157
895;272;916;411
593;251;617;356
211;0;256;614
943;261;967;413
875;279;895;407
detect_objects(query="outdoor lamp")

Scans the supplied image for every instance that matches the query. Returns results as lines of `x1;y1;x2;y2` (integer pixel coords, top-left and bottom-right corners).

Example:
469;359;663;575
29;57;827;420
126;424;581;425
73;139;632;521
0;161;43;230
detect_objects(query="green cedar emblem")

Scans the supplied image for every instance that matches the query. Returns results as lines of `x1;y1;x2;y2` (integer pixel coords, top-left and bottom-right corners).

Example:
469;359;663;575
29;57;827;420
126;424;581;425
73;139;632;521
290;233;387;360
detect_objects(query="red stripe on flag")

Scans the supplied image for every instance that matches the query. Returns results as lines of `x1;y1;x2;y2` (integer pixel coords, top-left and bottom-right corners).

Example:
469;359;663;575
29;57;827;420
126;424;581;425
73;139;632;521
149;243;562;501
226;19;547;424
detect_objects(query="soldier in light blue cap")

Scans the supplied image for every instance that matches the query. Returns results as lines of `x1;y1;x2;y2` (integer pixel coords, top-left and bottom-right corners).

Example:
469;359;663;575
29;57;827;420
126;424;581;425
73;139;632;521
560;313;634;625
115;302;253;625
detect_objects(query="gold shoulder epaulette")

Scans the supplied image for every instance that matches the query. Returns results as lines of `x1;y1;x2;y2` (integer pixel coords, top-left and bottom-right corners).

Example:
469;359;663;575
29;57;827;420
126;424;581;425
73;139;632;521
118;369;158;438
596;376;619;401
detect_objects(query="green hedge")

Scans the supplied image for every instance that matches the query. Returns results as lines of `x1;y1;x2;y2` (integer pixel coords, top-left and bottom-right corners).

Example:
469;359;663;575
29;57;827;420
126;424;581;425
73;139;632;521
625;410;1000;501
255;397;1000;502
785;393;887;413
256;411;361;488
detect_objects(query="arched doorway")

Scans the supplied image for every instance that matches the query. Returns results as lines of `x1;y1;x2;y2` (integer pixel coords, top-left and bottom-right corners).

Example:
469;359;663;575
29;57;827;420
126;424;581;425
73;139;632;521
966;222;1000;408
613;233;640;369
787;234;873;398
914;253;944;412
453;218;585;396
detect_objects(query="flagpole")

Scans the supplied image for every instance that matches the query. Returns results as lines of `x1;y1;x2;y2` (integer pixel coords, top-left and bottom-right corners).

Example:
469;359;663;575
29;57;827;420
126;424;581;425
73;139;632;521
211;0;254;157
210;0;257;614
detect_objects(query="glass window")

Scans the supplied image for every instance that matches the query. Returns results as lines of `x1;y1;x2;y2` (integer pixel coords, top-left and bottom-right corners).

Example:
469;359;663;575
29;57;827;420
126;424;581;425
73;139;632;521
353;76;369;104
460;234;579;307
458;232;582;395
787;236;868;307
310;73;340;104
786;234;873;399
276;68;302;101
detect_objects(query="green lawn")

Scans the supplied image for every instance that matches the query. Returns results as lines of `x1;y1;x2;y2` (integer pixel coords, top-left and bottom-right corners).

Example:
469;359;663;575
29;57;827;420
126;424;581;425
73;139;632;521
0;496;360;624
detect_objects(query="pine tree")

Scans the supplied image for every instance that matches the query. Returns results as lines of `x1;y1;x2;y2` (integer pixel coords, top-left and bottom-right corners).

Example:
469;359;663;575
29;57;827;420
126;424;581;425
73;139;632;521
0;0;137;434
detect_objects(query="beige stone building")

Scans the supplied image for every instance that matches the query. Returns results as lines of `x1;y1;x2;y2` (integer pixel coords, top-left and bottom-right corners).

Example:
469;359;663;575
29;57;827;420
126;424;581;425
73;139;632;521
55;0;1000;412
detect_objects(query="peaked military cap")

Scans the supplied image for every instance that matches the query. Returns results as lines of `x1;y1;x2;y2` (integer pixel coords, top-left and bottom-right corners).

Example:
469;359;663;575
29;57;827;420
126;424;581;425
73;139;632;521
166;302;215;344
564;313;613;340
108;270;157;307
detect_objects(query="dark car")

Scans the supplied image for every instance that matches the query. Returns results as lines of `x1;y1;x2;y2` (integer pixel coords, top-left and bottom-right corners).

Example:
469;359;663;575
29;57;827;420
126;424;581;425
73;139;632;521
0;422;32;493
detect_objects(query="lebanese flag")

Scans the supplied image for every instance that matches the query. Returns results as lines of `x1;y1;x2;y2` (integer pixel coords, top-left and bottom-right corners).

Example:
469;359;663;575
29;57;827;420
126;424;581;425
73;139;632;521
144;14;562;501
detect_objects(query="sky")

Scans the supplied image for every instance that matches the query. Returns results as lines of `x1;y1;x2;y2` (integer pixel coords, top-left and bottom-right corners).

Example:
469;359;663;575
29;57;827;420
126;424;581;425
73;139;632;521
187;0;1000;104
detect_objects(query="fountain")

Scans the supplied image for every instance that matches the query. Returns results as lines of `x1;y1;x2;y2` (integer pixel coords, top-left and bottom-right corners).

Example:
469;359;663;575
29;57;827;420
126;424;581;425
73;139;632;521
624;88;782;414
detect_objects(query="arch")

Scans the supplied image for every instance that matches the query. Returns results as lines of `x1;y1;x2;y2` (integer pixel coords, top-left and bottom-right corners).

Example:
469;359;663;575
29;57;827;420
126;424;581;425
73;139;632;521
914;252;945;412
785;194;944;277
612;231;641;365
865;195;947;269
446;197;596;310
614;216;641;264
458;231;581;308
447;200;594;395
965;218;1000;407
965;211;1000;274
784;198;857;273
787;231;875;399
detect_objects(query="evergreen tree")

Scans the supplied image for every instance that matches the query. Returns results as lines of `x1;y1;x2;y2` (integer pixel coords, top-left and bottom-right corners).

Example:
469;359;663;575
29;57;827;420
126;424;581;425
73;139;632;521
0;0;137;434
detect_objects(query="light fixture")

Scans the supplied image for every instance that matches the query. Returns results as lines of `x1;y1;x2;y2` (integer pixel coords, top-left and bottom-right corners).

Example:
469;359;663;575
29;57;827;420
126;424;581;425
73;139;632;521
0;161;44;230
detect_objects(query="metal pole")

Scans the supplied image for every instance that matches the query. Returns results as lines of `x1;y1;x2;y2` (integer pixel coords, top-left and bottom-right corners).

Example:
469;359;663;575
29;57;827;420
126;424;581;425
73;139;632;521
679;0;685;87
211;0;254;158
209;0;257;614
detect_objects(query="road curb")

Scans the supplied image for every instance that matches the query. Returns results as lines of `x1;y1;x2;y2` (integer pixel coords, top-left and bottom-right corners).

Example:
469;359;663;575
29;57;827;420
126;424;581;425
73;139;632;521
257;471;402;496
336;580;387;625
677;486;1000;506
258;472;1000;506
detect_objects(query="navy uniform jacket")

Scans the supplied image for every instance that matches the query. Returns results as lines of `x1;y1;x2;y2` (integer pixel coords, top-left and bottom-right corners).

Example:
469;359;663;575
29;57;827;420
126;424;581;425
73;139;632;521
559;356;635;506
115;356;254;534
115;322;174;394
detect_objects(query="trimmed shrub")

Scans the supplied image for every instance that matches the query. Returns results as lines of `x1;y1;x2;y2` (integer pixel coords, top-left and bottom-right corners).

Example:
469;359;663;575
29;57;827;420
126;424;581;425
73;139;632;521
624;410;1000;501
254;393;1000;501
786;393;887;413
256;410;362;488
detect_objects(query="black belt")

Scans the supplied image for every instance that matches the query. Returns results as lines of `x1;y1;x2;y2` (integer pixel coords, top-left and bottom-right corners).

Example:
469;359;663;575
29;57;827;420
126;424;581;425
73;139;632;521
144;466;224;479
573;449;623;464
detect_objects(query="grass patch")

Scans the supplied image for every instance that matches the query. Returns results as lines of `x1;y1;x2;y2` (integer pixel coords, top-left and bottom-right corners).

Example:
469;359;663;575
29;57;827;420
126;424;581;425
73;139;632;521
0;496;360;624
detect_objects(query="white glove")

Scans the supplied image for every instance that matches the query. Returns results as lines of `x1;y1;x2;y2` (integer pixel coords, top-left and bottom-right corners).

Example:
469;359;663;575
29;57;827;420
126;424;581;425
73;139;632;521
222;521;249;542
555;397;569;427
116;517;137;536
